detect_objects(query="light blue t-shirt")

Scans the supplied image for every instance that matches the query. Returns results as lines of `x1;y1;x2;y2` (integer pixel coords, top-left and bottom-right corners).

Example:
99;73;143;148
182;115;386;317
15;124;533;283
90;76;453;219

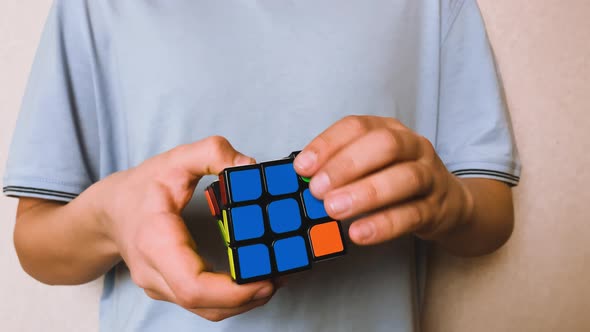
4;1;520;331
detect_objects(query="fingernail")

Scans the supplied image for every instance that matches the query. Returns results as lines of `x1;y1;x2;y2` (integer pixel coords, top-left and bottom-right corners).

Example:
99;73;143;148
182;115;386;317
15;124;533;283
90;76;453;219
294;151;317;172
234;155;255;166
327;193;352;214
310;172;330;196
350;223;374;242
253;286;273;300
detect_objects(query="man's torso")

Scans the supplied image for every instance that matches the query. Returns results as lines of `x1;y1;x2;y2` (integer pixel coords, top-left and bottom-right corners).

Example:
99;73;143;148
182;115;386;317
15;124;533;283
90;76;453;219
85;1;443;331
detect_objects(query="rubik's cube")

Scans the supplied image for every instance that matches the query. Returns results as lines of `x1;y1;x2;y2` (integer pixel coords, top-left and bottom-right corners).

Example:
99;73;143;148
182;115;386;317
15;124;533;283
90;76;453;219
204;151;346;284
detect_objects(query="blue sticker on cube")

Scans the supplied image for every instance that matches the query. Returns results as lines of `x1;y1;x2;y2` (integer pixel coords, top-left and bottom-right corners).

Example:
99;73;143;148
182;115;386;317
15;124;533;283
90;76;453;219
268;198;302;234
237;244;271;279
273;236;309;272
231;205;265;241
302;189;328;220
264;163;299;196
229;169;262;203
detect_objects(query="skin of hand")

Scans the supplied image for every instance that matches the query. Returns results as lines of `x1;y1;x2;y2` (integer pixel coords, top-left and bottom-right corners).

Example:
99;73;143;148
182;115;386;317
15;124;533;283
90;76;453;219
293;116;514;256
14;136;275;322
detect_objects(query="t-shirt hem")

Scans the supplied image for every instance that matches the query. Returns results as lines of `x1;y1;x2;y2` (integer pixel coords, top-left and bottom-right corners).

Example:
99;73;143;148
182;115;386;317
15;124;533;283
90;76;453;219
3;176;86;202
445;161;521;187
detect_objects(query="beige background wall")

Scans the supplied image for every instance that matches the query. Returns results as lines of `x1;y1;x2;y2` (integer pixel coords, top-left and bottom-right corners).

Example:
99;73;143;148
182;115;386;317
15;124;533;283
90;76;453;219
0;1;101;331
423;1;590;331
0;1;588;331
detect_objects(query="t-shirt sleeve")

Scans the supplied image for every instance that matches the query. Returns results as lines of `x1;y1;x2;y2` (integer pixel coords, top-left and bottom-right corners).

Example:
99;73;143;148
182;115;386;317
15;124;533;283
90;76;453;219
437;0;521;186
3;0;100;202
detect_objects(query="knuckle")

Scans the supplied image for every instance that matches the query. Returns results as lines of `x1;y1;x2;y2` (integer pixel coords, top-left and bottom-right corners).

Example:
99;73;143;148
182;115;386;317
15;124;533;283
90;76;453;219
406;164;432;191
144;289;163;301
219;293;249;308
201;311;227;322
330;155;358;180
311;135;330;156
362;179;380;203
384;117;402;129
406;165;424;189
418;136;436;159
177;296;199;309
174;284;203;309
206;135;230;147
341;115;370;136
377;128;403;156
381;210;399;236
130;270;149;289
232;295;252;307
408;204;425;229
205;136;231;156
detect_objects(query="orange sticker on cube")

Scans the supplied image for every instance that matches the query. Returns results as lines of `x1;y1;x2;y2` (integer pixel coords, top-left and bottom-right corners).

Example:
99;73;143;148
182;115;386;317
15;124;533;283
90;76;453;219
205;187;219;217
309;221;344;258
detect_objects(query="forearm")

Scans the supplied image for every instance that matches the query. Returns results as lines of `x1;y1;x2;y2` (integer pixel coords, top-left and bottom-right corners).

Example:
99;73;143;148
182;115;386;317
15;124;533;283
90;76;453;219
430;178;515;257
14;186;120;285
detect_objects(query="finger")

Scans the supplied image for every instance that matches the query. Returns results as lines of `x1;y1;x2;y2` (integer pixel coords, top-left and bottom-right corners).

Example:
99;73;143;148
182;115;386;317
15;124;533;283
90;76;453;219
143;273;177;302
168;136;255;179
295;116;405;176
188;296;273;322
349;199;434;245
142;213;274;309
132;267;175;301
129;263;178;303
144;273;273;322
153;238;274;309
141;266;273;313
145;289;167;301
131;215;193;303
309;128;422;198
323;162;434;220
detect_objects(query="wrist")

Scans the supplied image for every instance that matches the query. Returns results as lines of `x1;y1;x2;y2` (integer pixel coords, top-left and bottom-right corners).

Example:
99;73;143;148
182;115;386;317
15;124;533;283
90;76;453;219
83;180;122;261
453;177;475;233
417;174;475;241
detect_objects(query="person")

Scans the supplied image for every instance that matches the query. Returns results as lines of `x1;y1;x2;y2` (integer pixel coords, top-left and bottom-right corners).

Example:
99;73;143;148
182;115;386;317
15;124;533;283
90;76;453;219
3;0;520;331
